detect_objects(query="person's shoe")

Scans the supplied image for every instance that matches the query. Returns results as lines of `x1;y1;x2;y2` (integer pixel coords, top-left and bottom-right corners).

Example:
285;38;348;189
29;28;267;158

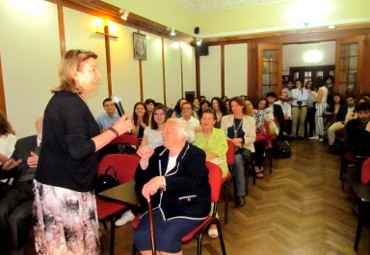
115;210;135;227
236;196;245;207
319;138;324;142
208;226;219;239
308;135;320;140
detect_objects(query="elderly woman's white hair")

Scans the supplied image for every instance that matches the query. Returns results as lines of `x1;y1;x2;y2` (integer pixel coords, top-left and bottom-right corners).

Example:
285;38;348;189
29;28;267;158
166;118;195;143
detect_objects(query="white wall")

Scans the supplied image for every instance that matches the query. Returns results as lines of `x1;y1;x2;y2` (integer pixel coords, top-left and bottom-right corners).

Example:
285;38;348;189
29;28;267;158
282;41;336;75
200;46;221;99
225;43;248;97
1;0;197;137
0;0;60;137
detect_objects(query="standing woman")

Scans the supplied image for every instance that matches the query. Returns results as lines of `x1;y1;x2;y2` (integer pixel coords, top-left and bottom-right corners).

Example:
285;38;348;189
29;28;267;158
309;80;329;141
221;97;256;207
33;50;132;254
305;80;316;138
211;97;227;129
0;112;16;165
132;102;150;140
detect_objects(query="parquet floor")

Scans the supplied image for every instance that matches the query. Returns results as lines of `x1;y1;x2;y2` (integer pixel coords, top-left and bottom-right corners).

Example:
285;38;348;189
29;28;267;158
102;140;369;255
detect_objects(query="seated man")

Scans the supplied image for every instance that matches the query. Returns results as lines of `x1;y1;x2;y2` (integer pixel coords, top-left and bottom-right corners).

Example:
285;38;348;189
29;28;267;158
181;101;200;129
96;98;119;131
266;92;284;137
345;102;370;156
275;92;292;136
327;95;356;152
0;114;43;255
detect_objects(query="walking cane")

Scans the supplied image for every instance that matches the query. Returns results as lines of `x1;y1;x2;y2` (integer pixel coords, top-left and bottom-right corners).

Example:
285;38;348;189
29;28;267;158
147;200;156;255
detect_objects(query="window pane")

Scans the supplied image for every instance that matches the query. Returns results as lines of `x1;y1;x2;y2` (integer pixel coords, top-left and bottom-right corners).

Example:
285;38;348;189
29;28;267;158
349;44;358;56
349;56;358;69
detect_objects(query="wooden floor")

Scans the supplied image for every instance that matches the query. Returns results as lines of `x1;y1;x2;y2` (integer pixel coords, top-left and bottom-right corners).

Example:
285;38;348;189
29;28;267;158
102;140;369;255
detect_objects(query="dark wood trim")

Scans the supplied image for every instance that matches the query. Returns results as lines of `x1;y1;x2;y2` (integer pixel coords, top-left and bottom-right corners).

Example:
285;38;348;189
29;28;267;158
179;45;184;99
46;0;195;43
137;30;144;102
57;3;66;57
220;45;225;97
103;23;113;97
161;37;167;105
364;32;370;94
247;41;258;101
0;54;6;116
195;50;201;98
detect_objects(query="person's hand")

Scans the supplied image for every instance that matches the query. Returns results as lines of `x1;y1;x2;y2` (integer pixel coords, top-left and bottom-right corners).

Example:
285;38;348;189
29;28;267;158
232;138;243;148
142;176;165;202
194;126;202;134
2;158;22;171
366;121;370;132
137;145;154;160
27;151;39;168
112;114;133;135
284;115;290;120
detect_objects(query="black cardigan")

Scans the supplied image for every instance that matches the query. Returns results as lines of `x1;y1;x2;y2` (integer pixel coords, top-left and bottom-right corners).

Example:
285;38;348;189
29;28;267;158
35;90;100;192
135;143;211;220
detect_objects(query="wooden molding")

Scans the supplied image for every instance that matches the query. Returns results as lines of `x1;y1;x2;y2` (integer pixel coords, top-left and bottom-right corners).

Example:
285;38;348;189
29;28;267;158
220;45;225;97
57;3;66;57
162;37;167;105
0;54;6;116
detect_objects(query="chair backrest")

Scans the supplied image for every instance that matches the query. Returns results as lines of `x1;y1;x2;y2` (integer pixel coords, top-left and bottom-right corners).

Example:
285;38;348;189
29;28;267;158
206;161;223;203
361;158;370;185
226;140;235;166
97;154;140;183
110;134;139;148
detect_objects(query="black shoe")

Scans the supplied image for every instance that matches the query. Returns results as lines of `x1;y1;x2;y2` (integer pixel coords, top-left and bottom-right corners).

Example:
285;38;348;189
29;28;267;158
236;196;245;207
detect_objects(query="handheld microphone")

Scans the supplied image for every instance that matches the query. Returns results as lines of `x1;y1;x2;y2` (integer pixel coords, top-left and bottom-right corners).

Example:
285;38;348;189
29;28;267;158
111;95;125;116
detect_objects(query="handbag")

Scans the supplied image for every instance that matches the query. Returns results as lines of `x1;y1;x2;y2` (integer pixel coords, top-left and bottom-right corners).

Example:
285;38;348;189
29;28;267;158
269;121;279;136
95;166;120;194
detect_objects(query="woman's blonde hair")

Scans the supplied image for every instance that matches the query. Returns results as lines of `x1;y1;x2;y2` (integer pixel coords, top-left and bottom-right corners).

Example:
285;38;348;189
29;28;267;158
52;49;97;94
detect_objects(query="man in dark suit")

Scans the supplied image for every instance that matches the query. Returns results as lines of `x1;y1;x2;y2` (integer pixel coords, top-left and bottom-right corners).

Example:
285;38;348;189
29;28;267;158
0;114;43;255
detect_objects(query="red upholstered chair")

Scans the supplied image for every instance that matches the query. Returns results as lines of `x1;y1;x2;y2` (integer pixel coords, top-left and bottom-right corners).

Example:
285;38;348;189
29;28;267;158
222;140;235;224
264;120;277;174
132;161;227;255
110;134;139;148
96;153;140;255
361;158;370;185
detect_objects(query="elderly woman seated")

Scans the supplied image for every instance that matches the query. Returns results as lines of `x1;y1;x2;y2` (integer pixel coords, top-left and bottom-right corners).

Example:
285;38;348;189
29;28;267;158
134;118;211;255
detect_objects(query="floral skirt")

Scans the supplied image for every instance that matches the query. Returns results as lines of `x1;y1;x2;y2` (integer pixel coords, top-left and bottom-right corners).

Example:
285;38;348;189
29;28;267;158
33;180;101;255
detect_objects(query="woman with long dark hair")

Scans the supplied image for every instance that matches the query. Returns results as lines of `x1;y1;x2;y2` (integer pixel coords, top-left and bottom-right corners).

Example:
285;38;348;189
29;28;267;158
0;112;16;165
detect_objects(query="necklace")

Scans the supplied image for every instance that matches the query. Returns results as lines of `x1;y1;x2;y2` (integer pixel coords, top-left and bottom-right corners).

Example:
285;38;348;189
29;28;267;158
233;118;243;138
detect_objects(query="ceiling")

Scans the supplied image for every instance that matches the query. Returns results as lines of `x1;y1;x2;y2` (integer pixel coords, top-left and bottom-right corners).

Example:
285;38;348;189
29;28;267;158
172;0;284;13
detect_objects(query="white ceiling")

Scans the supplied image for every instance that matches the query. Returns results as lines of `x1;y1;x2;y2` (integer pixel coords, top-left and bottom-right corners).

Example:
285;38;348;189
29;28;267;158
172;0;284;13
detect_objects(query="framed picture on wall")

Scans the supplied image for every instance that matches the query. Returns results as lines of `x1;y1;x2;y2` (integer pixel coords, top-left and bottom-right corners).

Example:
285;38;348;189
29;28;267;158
133;32;147;60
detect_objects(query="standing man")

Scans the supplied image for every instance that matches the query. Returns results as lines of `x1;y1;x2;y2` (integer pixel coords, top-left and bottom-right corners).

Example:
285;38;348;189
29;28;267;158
282;80;294;105
96;98;119;131
0;114;43;255
291;79;308;139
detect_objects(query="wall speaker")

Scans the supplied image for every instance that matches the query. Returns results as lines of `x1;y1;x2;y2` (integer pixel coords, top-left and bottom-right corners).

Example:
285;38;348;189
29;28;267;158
197;43;209;56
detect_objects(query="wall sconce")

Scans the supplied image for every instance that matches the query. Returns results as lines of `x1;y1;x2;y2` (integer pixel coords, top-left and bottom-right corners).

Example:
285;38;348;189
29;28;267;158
119;9;129;20
196;38;203;46
170;28;176;36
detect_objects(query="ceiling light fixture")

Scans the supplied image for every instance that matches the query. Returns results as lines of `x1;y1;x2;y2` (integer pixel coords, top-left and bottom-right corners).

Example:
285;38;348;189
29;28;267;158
170;28;176;36
119;9;129;20
196;38;203;46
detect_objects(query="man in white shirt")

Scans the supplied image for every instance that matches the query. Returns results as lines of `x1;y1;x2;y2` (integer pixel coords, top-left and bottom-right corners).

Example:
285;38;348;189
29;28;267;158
282;80;294;105
181;102;200;129
275;92;292;136
291;79;308;138
96;98;119;131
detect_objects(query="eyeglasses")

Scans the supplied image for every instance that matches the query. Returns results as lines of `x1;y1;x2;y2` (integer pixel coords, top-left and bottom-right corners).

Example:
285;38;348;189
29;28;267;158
154;112;165;116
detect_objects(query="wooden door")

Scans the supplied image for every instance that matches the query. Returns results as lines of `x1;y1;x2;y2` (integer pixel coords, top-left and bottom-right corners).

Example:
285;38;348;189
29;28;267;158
335;35;365;96
257;43;282;98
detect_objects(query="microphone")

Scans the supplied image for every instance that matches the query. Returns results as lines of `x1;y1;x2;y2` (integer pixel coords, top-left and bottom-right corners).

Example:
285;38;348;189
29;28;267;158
111;95;125;116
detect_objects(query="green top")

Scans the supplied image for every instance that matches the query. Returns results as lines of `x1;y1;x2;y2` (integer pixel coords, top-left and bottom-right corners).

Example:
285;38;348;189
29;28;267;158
193;127;228;178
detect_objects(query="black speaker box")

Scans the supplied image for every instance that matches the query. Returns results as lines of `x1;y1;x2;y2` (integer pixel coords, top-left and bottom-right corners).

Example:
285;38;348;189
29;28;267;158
197;43;209;56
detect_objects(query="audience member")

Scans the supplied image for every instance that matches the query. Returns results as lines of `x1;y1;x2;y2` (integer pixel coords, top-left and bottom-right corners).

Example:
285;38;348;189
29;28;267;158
290;79;308;139
193;109;228;239
0;112;16;166
141;105;167;149
221;97;256;206
181;101;200;129
134;118;210;255
193;97;200;116
198;100;211;119
132;102;150;139
211;97;227;129
309;78;329;141
224;99;231;114
144;98;156;115
0;114;43;255
324;93;344;125
33;49;132;254
324;75;335;106
266;92;284;137
345;102;370;156
305;81;316;138
327;95;355;150
275;92;292;136
344;97;370;125
199;95;206;102
96;98;119;131
282;80;294;104
171;98;187;118
252;99;273;177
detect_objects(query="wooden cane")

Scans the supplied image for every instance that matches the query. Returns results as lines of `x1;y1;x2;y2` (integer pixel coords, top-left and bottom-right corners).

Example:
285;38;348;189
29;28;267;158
147;200;156;255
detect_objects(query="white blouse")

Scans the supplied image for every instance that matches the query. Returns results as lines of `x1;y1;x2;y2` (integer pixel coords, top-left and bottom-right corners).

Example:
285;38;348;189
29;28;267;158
0;133;17;165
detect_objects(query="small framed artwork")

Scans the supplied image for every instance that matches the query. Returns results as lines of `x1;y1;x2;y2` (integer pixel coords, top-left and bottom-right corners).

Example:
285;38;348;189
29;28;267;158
133;32;147;60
